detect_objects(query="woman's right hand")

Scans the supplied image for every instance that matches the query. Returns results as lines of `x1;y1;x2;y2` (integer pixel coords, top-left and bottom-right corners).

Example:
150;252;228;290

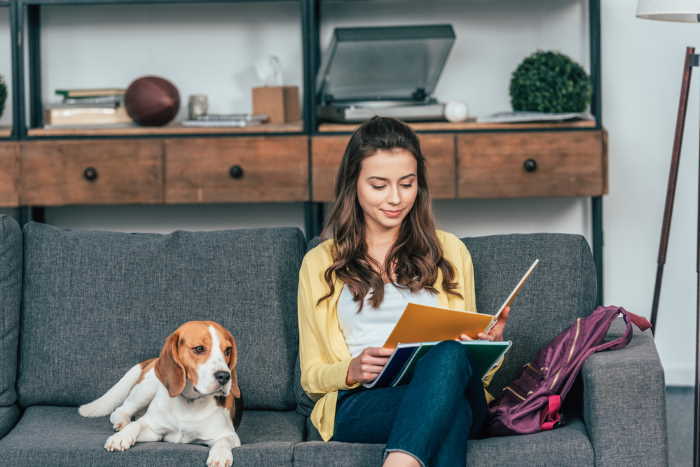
346;346;394;385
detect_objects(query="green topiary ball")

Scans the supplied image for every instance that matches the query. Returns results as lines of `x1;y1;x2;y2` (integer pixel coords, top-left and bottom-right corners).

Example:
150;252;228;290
0;74;6;118
509;50;592;113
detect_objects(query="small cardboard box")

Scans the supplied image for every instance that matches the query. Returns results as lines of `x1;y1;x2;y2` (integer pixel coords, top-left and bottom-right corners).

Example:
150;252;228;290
252;86;300;124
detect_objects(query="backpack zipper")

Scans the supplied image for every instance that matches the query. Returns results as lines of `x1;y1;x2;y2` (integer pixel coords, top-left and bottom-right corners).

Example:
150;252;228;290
504;386;527;401
549;370;561;390
567;318;581;363
550;318;582;390
525;362;543;374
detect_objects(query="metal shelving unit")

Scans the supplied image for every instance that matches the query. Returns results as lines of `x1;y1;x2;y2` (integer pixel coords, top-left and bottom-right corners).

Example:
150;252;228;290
7;0;605;304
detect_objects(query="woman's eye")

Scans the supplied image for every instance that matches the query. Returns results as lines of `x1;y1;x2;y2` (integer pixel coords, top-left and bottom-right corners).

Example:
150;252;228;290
193;346;206;354
371;185;386;190
401;184;413;188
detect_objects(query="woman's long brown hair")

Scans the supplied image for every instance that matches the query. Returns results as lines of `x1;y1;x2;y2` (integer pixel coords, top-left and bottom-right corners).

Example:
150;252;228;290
319;117;462;312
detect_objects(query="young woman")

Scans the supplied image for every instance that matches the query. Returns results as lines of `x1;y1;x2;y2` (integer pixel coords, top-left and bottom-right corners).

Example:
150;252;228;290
297;116;509;467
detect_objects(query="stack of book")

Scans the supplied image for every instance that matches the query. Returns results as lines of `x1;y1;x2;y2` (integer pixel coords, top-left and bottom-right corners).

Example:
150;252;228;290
45;88;131;127
181;113;268;127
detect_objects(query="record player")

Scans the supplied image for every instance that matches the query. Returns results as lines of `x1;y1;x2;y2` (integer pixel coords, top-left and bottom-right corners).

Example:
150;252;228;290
316;25;456;123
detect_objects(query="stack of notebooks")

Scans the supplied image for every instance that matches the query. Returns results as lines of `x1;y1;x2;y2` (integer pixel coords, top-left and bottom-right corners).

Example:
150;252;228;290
364;259;539;389
45;88;130;127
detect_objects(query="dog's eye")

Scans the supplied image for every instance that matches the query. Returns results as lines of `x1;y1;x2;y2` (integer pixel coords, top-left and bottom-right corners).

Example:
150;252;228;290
192;346;206;354
225;347;232;356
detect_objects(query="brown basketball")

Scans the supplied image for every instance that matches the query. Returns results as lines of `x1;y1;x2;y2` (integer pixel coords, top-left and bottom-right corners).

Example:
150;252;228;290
124;76;180;126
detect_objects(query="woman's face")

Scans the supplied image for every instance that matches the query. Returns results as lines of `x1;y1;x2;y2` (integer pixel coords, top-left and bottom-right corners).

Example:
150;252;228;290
356;148;419;235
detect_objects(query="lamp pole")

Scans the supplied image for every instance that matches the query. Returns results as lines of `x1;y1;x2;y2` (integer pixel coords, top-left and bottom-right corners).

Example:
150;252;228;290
636;3;700;465
647;46;699;467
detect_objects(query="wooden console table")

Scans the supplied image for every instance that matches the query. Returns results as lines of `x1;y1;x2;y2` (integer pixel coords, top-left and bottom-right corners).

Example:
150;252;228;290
0;123;606;207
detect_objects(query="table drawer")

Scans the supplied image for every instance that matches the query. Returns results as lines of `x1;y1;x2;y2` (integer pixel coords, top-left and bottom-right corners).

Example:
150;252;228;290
457;131;607;198
20;140;163;206
164;136;308;203
312;134;455;202
0;143;19;207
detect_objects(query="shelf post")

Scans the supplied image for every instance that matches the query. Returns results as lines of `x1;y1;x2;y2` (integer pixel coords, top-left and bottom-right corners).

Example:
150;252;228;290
27;4;42;129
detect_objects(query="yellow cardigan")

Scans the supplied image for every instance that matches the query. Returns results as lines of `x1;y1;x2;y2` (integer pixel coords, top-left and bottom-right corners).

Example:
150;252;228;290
297;229;500;441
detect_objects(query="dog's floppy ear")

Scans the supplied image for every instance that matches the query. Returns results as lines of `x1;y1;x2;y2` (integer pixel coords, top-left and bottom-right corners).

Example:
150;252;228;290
155;331;186;397
223;328;241;399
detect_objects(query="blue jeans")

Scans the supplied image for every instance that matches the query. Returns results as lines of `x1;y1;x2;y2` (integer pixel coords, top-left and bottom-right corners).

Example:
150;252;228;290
332;340;488;467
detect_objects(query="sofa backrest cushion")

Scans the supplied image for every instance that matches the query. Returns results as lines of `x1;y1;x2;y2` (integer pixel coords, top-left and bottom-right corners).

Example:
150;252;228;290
463;233;597;396
0;215;22;407
17;222;305;410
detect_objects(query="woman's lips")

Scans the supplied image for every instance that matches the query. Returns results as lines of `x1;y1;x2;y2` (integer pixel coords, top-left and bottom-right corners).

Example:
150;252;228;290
382;209;402;218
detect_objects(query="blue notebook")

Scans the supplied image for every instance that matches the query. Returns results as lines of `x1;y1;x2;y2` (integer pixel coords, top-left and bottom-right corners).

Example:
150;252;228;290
363;340;512;389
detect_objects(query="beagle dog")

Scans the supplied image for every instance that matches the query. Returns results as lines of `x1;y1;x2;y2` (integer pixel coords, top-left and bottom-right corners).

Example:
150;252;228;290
79;320;243;467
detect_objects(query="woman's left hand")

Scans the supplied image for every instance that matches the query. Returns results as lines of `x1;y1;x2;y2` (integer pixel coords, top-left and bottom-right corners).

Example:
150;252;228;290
457;306;511;342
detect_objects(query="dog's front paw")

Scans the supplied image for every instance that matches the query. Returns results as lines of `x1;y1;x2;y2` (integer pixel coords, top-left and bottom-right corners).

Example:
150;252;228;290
109;409;131;431
206;445;233;467
104;431;136;452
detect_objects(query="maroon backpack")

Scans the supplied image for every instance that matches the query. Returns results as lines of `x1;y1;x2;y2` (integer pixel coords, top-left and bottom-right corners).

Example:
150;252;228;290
485;305;651;436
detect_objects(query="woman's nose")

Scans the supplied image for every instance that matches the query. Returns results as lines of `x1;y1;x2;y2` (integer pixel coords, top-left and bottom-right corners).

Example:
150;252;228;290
388;186;401;205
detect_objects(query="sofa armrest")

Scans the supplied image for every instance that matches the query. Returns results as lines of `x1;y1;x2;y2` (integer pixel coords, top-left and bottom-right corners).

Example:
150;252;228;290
581;324;668;466
0;404;21;440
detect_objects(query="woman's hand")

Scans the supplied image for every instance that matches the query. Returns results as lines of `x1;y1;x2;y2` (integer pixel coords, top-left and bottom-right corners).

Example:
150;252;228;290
457;306;511;342
346;346;394;386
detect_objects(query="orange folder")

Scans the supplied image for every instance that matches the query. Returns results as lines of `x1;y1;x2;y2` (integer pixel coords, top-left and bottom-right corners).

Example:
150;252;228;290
383;304;493;349
383;259;539;349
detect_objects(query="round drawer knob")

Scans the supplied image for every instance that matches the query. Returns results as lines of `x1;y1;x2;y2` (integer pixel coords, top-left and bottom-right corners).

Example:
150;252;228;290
523;159;538;173
229;165;244;179
83;167;98;182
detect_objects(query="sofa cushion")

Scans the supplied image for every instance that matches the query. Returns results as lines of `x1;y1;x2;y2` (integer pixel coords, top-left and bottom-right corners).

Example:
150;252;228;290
463;233;597;395
293;417;593;466
0;215;21;408
0;404;20;439
0;406;303;466
17;223;305;410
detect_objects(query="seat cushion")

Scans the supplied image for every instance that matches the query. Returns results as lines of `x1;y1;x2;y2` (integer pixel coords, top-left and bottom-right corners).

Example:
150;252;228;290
0;215;21;407
0;406;303;466
293;418;593;466
17;223;305;410
463;233;597;395
0;404;20;439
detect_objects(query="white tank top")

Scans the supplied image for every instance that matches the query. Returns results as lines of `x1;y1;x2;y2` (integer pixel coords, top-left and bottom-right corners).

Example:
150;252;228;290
337;282;440;358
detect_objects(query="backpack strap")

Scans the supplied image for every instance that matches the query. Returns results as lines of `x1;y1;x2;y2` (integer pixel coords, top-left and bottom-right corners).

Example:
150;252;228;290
559;306;651;399
540;395;562;430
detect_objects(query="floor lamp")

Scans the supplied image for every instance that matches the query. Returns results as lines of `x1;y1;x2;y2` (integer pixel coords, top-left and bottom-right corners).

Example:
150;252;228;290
636;1;700;466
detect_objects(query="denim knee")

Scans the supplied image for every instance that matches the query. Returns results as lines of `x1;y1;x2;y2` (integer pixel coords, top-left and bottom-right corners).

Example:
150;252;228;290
422;340;473;382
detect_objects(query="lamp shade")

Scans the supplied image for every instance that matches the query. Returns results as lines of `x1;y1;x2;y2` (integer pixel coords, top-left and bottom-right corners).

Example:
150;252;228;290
637;0;700;22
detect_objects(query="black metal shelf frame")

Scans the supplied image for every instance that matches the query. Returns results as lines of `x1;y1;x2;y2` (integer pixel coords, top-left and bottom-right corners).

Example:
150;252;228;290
23;0;296;4
0;1;14;141
8;0;604;304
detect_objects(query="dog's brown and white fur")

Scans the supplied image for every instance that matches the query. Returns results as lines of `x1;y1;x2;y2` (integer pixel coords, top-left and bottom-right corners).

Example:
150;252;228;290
79;321;242;467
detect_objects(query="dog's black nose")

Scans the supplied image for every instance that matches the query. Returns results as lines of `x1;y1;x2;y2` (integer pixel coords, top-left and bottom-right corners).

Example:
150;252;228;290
215;371;231;386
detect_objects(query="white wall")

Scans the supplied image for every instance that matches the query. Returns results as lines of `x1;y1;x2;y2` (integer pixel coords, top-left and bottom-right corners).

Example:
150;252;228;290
3;1;695;384
603;0;697;386
0;7;12;127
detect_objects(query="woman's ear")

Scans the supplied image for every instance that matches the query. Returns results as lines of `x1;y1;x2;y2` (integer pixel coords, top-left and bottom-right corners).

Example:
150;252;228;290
155;331;186;397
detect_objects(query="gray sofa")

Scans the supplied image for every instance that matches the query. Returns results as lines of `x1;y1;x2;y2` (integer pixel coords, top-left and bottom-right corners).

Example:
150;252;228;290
0;215;668;466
